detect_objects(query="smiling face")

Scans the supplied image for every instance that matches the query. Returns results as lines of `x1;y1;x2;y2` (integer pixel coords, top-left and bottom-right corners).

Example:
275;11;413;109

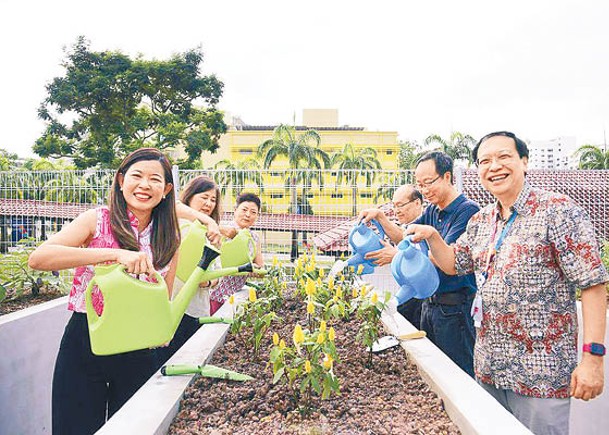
476;135;528;207
118;160;172;217
392;186;421;224
414;160;452;208
189;189;218;217
234;200;259;229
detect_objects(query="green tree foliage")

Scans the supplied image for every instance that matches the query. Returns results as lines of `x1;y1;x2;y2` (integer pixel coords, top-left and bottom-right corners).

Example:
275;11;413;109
397;140;423;169
257;124;329;258
213;158;264;199
330;144;381;216
0;148;19;171
424;131;476;165
575;144;609;169
34;36;227;169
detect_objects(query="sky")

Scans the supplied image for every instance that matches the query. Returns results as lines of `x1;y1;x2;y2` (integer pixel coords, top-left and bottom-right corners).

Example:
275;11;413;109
1;0;609;158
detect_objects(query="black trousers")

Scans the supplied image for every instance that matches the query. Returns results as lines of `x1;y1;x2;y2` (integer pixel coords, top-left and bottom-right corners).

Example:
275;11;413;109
154;314;201;369
52;313;156;435
397;298;423;330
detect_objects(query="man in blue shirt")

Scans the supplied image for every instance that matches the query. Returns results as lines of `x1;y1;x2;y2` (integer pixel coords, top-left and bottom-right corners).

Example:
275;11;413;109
412;151;479;377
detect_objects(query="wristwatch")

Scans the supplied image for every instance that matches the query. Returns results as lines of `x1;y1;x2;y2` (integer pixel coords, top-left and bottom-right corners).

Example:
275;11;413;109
583;343;606;356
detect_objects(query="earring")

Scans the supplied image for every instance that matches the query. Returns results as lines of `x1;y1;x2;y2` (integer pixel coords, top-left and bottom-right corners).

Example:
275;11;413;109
163;195;166;199
120;187;123;191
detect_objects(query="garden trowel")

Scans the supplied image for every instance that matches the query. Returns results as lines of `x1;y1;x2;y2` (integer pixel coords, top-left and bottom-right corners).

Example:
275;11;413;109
161;364;253;381
198;316;233;325
368;330;427;353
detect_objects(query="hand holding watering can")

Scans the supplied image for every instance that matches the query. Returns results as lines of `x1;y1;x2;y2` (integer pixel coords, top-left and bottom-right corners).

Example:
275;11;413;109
346;219;386;275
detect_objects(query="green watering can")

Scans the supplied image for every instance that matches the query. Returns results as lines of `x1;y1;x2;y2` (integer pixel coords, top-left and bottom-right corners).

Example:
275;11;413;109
85;224;265;356
176;220;258;282
161;364;253;382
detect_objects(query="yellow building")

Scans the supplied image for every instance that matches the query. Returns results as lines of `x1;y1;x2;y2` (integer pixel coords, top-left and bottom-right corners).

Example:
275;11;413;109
197;109;399;216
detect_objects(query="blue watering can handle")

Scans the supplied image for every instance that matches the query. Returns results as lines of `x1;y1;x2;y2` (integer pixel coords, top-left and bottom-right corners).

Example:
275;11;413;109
405;235;430;257
369;219;386;241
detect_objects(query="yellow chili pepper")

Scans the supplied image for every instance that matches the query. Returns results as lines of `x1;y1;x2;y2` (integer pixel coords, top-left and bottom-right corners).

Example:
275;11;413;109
228;295;235;305
371;292;378;304
307;301;315;315
317;332;325;344
319;320;327;333
305;278;315;296
248;288;257;302
293;324;304;345
279;339;286;349
305;360;312;373
272;332;279;346
328;327;336;341
357;264;364;275
323;354;333;370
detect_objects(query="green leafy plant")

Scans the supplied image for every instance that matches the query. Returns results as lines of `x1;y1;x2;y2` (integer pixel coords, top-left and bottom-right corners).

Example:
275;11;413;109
229;287;280;357
268;321;340;413
0;238;68;302
355;288;392;366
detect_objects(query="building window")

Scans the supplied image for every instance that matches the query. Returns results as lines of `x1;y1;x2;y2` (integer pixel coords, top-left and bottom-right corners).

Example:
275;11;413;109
331;193;343;199
270;193;284;199
239;149;253;155
270;171;281;176
386;150;393;155
306;193;315;199
361;193;374;198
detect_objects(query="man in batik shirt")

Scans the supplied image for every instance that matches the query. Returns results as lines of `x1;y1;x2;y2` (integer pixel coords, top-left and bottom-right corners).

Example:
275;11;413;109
406;131;607;435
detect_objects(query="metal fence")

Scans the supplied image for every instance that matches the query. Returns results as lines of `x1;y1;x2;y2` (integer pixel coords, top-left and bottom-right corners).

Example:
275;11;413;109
1;168;607;279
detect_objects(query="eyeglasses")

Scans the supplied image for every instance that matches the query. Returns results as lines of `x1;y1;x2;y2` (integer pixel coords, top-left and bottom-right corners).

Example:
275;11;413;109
393;198;417;210
415;175;441;190
476;152;518;168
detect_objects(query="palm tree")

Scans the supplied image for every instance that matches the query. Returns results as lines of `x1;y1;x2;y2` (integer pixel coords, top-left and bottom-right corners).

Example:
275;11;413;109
212;158;264;200
424;131;476;165
575;144;609;169
398;140;424;169
330;144;381;216
257;124;330;260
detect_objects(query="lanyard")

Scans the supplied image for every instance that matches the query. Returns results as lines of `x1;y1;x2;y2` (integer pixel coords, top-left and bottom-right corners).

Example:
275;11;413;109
482;210;518;281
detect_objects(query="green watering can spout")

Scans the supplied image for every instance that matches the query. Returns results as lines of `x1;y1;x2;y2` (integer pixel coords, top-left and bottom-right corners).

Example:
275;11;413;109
86;221;266;356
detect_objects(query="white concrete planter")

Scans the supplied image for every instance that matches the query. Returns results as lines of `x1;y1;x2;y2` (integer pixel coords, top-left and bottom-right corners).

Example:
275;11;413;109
0;296;70;435
2;294;607;435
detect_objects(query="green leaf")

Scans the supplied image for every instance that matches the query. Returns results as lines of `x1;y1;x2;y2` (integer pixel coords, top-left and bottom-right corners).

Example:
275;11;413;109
272;367;285;384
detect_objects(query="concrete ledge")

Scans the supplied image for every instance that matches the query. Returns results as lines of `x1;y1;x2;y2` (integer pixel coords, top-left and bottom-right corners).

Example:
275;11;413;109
380;310;532;435
97;291;247;435
0;296;70;435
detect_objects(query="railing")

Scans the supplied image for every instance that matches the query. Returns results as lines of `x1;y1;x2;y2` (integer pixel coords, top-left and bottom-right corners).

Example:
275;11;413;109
1;168;607;266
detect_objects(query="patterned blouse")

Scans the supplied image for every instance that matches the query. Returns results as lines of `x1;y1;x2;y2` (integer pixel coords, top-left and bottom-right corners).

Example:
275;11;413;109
67;207;169;315
454;183;608;398
210;222;259;303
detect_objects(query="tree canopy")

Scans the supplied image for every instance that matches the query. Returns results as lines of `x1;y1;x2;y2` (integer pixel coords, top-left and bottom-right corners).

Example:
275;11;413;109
34;36;227;169
575;144;609;169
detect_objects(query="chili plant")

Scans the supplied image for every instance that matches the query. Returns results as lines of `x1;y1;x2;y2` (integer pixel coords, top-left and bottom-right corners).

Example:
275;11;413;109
355;289;392;366
230;287;280;357
268;322;340;413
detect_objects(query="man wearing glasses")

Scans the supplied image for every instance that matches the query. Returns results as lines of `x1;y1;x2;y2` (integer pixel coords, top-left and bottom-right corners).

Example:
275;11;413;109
411;151;480;378
406;132;607;435
358;184;424;328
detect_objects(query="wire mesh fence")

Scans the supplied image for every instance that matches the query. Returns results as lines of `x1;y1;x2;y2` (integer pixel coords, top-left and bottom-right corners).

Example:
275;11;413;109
1;168;607;288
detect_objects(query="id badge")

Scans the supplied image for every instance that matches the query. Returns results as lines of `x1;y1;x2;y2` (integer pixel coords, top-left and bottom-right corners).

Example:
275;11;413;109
470;293;483;328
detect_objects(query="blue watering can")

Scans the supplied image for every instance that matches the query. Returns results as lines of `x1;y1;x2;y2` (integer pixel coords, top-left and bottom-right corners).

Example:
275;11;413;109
346;219;385;275
391;235;439;304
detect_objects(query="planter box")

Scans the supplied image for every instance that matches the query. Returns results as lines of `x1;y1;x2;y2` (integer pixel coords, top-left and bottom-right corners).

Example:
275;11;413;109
0;297;70;435
2;294;606;434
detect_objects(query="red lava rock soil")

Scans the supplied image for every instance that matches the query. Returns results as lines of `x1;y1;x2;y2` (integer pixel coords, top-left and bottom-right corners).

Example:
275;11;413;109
169;293;460;435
